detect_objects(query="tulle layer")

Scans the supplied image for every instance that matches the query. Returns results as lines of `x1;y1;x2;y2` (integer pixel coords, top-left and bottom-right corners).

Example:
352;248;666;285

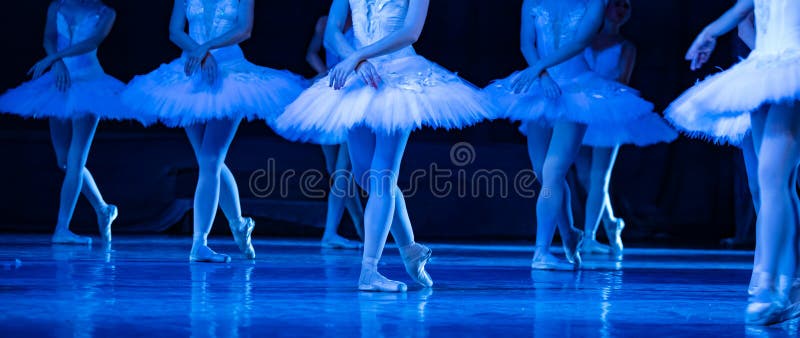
487;70;672;146
519;113;677;147
666;50;800;144
0;71;140;122
486;71;655;126
122;54;306;127
274;55;494;145
582;114;678;147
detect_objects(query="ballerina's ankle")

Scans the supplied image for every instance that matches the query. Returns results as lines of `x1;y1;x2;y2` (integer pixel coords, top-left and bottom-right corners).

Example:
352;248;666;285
359;257;407;292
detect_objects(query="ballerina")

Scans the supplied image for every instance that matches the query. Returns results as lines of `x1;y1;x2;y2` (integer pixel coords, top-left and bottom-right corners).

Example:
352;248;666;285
487;0;655;270
665;0;800;325
0;0;139;244
576;0;677;259
276;0;492;292
123;0;305;263
305;14;365;250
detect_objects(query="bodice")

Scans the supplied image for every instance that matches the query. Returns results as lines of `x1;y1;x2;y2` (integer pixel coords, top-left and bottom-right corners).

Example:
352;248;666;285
349;0;416;62
585;42;624;80
185;0;244;61
753;0;800;54
55;3;105;74
530;0;593;79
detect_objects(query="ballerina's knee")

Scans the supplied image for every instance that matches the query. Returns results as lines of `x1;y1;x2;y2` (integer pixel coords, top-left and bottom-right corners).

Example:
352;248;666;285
366;170;399;198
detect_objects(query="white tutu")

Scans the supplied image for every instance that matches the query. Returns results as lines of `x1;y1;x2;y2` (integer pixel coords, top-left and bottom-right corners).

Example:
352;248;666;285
122;46;306;127
274;55;494;145
582;115;678;147
487;71;671;147
666;50;800;144
487;71;655;127
0;70;137;122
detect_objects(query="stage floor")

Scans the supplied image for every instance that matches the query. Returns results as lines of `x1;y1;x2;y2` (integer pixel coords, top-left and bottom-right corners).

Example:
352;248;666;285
0;234;793;337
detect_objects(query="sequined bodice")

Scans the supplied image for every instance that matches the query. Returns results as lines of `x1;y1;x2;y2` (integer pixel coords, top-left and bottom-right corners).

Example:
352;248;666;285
186;0;239;44
55;4;105;74
184;0;244;61
754;0;800;54
585;43;623;80
349;0;416;62
530;0;592;79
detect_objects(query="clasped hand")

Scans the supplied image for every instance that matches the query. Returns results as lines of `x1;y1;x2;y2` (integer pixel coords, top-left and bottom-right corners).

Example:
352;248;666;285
185;46;218;85
328;55;381;90
28;56;71;92
511;66;561;98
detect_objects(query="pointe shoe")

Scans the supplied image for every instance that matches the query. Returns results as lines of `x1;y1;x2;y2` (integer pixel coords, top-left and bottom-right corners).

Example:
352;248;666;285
400;243;434;288
358;263;407;293
531;249;575;271
563;228;583;268
581;238;611;255
231;217;256;260
190;245;231;263
52;230;92;245
746;291;792;325
97;205;118;243
321;234;363;250
745;274;798;326
605;219;625;260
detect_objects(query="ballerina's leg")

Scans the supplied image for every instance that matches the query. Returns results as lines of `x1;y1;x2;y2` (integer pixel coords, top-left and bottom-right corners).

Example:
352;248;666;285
747;103;800;324
186;124;255;259
351;128;410;292
322;144;362;249
50;119;117;242
187;119;240;263
52;116;100;244
533;122;587;270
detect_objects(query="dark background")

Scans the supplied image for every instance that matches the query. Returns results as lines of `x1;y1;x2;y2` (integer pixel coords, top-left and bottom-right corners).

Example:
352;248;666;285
0;0;751;246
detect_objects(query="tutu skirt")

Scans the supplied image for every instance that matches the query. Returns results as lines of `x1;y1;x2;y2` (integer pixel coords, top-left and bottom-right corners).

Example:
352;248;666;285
122;46;306;127
275;54;494;145
0;69;138;122
487;71;670;147
666;50;800;145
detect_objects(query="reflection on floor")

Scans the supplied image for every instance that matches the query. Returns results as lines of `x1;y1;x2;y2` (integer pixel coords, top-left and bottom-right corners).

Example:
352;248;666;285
0;234;794;337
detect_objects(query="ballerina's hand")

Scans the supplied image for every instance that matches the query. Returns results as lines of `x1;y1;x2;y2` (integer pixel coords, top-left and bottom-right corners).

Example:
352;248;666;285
328;55;360;90
539;73;561;99
356;61;381;89
185;46;209;76
686;31;716;71
511;66;543;94
53;61;71;92
201;54;219;86
27;56;57;80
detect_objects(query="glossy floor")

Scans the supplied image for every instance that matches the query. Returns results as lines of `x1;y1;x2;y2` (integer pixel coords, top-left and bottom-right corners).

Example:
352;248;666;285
0;235;794;337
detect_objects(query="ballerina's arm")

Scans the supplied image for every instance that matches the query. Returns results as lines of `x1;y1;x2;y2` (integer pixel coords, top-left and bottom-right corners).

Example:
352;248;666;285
323;0;356;60
686;0;754;70
306;16;329;74
616;41;637;85
42;2;60;58
169;0;201;52
511;0;561;96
